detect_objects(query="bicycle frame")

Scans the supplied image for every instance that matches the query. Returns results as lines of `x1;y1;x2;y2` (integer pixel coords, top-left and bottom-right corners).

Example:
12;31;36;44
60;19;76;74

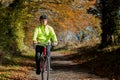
38;43;50;80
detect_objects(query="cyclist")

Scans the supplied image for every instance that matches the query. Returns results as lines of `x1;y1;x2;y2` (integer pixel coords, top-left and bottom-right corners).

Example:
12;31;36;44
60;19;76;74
33;14;58;75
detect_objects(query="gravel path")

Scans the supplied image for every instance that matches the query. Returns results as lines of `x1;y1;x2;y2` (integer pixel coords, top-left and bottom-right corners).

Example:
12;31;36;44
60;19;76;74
27;52;109;80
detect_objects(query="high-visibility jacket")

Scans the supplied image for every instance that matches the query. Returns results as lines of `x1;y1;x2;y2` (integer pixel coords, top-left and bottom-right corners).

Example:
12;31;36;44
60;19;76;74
33;24;57;45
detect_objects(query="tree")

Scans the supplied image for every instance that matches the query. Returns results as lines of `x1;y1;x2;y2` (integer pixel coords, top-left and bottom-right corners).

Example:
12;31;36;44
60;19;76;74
0;0;28;54
100;0;120;47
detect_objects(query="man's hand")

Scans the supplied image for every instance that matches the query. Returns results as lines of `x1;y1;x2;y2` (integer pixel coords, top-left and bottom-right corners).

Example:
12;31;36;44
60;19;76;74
33;40;37;44
52;42;58;46
33;40;37;48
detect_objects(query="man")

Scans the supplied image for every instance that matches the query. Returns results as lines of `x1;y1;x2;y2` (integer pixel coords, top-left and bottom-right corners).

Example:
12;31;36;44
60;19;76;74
33;14;58;75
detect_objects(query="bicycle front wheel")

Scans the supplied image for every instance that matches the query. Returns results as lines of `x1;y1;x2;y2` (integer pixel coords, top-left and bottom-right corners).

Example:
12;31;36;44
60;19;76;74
46;57;50;80
41;57;50;80
41;60;45;80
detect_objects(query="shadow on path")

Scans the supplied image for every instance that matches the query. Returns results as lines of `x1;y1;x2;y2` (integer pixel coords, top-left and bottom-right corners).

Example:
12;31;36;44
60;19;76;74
51;52;95;74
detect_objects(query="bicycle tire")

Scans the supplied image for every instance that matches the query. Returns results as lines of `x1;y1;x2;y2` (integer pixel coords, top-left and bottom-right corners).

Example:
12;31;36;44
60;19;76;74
41;60;45;80
46;57;50;80
41;57;50;80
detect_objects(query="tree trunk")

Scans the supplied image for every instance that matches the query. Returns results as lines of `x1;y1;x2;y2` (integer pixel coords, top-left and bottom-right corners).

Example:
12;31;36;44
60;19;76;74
101;0;120;47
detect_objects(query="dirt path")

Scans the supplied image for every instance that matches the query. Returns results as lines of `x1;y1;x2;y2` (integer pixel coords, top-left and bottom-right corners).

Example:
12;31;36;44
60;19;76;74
26;51;109;80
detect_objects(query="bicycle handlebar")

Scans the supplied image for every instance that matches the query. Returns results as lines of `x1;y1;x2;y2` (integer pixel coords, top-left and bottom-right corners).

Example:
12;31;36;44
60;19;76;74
36;42;51;46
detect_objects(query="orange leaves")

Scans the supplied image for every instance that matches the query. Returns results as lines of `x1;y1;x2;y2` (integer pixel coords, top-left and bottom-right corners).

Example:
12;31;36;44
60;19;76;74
0;52;34;79
24;0;101;47
0;63;33;79
8;67;29;80
0;66;28;79
81;0;96;9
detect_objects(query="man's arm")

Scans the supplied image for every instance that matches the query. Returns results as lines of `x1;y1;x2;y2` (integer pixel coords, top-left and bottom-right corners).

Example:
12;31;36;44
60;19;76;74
50;27;58;46
33;27;38;44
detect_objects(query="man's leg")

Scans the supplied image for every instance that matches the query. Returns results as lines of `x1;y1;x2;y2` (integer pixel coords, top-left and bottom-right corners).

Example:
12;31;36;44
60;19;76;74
46;45;52;70
35;45;43;74
46;45;51;58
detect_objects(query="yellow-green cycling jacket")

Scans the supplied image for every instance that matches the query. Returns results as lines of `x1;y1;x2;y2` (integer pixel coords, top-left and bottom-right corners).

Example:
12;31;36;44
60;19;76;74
33;24;57;44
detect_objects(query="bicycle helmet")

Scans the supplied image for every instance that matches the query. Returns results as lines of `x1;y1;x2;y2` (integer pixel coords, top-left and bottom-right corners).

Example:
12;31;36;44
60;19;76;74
40;14;48;20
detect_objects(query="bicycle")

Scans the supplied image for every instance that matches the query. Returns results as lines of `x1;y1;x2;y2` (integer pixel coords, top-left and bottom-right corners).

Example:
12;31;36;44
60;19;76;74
37;42;51;80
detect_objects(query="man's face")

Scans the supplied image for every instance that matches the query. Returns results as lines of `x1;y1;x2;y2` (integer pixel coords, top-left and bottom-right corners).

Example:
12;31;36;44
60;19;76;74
40;19;47;26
